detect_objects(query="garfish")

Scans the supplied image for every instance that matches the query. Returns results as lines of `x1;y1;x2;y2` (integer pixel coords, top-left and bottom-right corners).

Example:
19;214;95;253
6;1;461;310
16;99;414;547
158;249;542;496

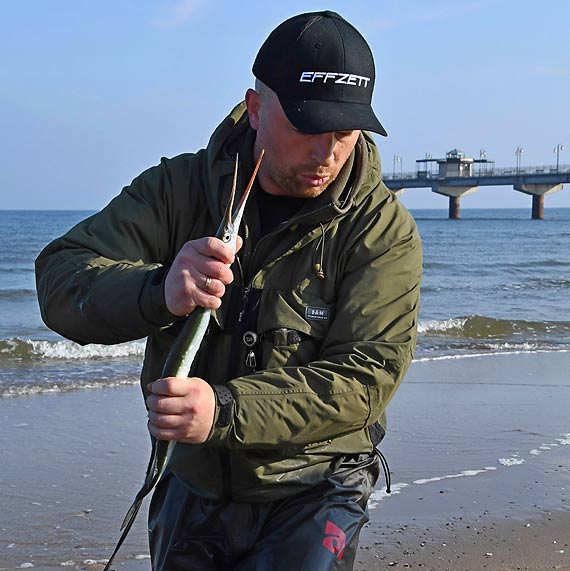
103;149;264;570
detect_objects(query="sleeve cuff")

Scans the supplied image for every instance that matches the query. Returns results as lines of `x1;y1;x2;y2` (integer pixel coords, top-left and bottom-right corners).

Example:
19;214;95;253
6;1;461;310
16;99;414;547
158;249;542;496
206;385;235;446
138;265;182;328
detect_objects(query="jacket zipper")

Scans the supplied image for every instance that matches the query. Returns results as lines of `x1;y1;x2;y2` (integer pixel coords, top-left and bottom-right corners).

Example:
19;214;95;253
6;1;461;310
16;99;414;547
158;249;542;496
220;202;339;499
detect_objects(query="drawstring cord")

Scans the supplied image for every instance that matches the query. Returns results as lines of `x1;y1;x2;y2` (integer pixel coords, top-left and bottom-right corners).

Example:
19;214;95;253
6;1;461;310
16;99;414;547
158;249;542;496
373;448;391;494
313;220;335;280
314;223;326;279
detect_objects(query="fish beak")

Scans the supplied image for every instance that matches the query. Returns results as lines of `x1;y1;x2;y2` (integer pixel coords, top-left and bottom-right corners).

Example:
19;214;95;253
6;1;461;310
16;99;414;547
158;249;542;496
223;154;240;230
218;149;265;247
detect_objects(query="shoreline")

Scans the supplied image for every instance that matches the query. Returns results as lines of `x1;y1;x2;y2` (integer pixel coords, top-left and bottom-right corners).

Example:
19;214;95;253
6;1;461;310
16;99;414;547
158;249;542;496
1;350;569;570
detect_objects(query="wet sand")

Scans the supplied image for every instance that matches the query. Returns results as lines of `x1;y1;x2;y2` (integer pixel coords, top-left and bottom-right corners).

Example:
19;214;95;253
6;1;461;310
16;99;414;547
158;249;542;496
2;351;569;570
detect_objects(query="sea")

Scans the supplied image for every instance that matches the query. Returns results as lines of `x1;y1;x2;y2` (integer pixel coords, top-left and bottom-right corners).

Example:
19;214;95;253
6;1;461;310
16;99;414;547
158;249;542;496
2;207;570;569
1;207;570;399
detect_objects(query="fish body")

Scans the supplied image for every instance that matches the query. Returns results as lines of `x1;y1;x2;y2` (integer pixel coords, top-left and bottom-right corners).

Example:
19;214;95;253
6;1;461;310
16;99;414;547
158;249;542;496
103;150;264;570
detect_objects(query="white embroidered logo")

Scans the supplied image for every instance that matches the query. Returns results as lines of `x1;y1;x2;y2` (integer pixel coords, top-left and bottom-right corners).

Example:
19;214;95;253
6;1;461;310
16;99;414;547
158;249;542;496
299;71;370;88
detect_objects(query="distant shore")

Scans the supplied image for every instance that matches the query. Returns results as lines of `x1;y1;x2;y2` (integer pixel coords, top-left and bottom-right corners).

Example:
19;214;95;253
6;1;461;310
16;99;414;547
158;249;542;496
2;351;569;570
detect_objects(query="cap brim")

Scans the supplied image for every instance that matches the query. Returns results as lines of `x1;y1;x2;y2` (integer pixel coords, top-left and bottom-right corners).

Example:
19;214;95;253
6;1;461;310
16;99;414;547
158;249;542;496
279;96;388;137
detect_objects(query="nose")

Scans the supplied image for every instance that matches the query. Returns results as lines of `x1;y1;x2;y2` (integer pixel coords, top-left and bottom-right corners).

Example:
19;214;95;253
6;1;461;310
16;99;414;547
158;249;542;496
311;132;336;165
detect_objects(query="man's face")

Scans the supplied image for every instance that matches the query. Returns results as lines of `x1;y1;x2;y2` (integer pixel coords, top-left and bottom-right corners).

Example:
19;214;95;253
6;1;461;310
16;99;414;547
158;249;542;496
246;87;360;198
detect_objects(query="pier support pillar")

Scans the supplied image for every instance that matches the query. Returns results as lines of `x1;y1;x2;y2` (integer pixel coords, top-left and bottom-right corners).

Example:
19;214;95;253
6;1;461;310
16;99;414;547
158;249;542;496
514;183;563;220
532;195;544;220
431;185;478;219
449;196;461;219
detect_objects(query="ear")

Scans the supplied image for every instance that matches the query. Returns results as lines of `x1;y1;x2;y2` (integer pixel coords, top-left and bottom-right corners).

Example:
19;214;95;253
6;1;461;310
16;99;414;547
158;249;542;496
245;88;261;130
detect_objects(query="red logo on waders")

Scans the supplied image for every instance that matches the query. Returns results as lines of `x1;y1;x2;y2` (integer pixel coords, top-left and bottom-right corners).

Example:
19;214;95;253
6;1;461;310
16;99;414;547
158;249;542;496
322;520;346;560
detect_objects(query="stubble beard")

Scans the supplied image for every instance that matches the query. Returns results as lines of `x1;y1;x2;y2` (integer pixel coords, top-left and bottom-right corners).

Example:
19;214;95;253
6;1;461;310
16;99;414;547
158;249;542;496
263;159;337;198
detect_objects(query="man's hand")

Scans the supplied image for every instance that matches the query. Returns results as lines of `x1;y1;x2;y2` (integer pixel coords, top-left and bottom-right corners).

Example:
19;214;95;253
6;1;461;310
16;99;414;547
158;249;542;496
146;377;216;444
164;236;243;317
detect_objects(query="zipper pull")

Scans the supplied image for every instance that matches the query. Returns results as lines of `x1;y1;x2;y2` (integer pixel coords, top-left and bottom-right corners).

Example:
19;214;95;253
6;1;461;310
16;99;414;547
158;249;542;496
243;330;258;371
245;350;257;370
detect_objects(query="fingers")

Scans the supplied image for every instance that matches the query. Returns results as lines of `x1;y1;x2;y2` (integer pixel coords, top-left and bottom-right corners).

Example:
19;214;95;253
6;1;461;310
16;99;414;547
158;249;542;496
147;410;181;429
164;236;238;316
147;377;192;397
179;237;236;286
146;377;216;444
146;379;193;437
194;236;237;266
196;273;226;299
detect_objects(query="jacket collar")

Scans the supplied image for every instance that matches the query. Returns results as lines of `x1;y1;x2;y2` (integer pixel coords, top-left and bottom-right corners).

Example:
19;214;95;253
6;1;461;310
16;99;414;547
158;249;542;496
203;102;381;229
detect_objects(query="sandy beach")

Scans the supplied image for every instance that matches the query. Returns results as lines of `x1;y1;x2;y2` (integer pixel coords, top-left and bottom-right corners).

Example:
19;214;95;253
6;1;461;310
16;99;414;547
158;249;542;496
2;350;569;570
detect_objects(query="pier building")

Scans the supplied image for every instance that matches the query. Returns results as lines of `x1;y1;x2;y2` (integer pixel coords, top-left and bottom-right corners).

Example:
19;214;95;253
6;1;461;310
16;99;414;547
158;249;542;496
384;149;569;219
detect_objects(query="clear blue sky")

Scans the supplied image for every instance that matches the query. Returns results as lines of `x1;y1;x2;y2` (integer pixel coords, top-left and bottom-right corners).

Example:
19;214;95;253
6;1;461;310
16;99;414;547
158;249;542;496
1;0;569;210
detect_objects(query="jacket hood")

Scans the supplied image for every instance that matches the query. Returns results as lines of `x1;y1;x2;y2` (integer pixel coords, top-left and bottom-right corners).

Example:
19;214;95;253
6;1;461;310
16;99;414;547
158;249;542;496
201;102;386;228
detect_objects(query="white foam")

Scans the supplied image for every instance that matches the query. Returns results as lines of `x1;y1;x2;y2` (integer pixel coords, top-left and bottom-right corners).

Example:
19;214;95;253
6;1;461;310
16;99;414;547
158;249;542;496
417;317;467;334
1;377;139;398
30;338;145;360
556;434;570;445
530;449;540;455
498;457;525;466
368;483;409;510
414;347;570;363
413;467;495;485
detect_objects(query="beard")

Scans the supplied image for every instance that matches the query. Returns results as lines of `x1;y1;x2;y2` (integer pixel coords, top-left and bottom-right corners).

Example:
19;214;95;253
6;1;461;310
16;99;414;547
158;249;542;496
261;156;338;198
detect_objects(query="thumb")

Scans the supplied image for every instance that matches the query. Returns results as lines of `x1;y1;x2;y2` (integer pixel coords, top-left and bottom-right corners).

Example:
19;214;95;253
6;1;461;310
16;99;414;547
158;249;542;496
235;235;244;254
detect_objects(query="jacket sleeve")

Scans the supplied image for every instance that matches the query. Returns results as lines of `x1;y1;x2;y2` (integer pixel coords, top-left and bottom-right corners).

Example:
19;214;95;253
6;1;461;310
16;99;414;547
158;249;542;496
35;157;188;345
209;195;422;448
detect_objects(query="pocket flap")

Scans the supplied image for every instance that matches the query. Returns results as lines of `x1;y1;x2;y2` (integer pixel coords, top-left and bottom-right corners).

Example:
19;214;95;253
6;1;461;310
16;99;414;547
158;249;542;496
257;289;334;340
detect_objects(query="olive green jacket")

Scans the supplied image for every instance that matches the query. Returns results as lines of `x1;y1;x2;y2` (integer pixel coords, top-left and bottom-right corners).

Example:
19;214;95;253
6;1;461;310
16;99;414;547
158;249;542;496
35;102;422;502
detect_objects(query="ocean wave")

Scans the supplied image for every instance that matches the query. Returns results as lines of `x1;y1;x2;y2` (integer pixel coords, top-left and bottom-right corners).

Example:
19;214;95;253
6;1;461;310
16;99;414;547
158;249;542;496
0;288;37;301
422;261;452;270
0;337;146;362
480;259;570;270
504;277;570;291
419;317;468;334
0;264;35;273
413;347;570;363
418;315;570;338
0;376;139;398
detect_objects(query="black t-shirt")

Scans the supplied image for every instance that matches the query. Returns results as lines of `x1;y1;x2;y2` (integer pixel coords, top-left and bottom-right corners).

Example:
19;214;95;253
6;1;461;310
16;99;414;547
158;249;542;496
255;188;306;236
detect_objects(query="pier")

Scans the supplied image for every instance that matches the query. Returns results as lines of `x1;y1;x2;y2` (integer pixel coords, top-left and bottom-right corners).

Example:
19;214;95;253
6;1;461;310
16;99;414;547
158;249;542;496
384;149;569;219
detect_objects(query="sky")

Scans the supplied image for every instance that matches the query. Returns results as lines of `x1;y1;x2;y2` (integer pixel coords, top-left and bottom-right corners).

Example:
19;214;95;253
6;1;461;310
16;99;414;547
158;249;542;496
1;0;569;211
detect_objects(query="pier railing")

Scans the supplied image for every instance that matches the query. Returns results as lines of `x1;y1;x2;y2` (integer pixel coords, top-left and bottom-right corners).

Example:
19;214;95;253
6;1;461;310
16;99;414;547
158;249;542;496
383;163;569;219
383;164;570;180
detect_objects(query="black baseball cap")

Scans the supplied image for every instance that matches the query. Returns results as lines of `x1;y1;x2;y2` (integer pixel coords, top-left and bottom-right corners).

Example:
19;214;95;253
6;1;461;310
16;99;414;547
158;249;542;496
253;11;387;136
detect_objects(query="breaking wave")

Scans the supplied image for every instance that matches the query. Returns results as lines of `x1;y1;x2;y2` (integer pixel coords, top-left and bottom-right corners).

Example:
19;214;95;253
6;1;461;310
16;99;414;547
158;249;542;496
416;315;570;358
0;337;145;363
418;315;570;338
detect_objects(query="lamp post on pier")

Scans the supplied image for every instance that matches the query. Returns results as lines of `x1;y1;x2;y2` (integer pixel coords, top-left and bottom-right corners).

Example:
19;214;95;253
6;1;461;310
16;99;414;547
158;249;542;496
425;153;432;176
554;144;564;172
479;149;487;175
393;154;402;179
515;147;524;173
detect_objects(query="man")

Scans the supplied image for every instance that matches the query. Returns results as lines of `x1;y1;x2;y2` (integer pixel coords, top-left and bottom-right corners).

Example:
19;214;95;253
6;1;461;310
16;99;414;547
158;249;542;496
36;10;421;571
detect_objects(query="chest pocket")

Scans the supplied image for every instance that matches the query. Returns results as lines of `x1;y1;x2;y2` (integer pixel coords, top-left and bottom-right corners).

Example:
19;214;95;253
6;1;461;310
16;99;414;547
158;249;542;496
257;288;335;370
